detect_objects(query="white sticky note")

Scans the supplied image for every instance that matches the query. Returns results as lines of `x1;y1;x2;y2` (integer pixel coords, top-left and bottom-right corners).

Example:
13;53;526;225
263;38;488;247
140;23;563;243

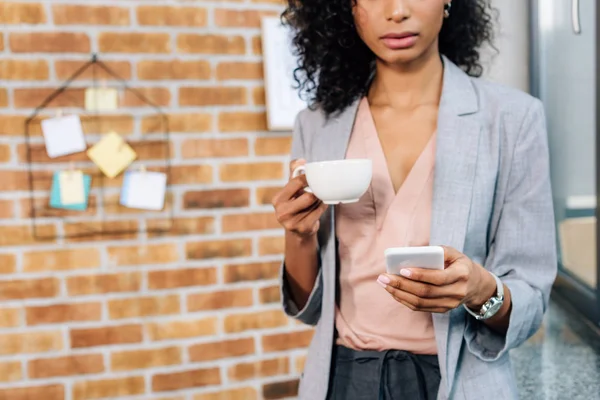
120;171;167;211
85;87;118;111
41;115;87;158
58;171;85;205
87;132;137;179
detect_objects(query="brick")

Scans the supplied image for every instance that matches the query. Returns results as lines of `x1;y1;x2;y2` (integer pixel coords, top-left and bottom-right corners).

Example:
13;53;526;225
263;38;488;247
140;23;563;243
260;285;281;304
20;195;98;219
295;355;306;373
0;385;63;400
0;361;22;382
147;317;217;341
0;59;49;81
181;138;248;159
99;32;170;53
262;330;314;352
129;140;172;160
0;200;13;220
220;162;284;182
186;239;252;260
0;33;3;52
56;60;132;81
107;243;178;266
257;186;281;205
10;32;90;53
260;235;285;255
137;6;207;26
193;388;258;400
148;267;217;290
152;367;220;392
67;272;141;296
0;144;11;162
65;221;138;242
255;137;293;155
252;36;262;55
219;112;267;132
0;116;26;136
111;346;181;371
138;60;211;80
189;338;255;362
188;289;253;312
217;62;263;80
103;193;172;216
108;295;180;319
0;88;7;107
122;87;171;107
148;217;215;238
0;277;58;301
224;261;280;283
0;221;56;245
229;357;289;381
26;303;102;326
73;376;145;400
14;87;85;108
222;212;279;233
215;9;277;28
53;5;130;25
70;325;142;348
178;34;245;54
183;189;250;209
28;354;104;379
8;114;133;136
263;380;299;400
0;331;63;355
24;248;101;273
0;2;46;24
0;171;42;191
142;113;212;134
224;310;288;333
179;87;246;106
253;86;266;105
0;308;20;328
0;254;16;274
170;165;213;185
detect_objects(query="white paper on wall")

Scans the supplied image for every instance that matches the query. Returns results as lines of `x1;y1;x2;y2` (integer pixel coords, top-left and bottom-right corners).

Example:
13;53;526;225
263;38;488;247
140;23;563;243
41;115;87;158
120;170;167;211
261;16;309;131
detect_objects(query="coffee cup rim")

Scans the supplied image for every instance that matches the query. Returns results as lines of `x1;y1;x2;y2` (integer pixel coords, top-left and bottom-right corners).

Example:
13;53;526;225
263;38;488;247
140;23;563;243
305;159;371;167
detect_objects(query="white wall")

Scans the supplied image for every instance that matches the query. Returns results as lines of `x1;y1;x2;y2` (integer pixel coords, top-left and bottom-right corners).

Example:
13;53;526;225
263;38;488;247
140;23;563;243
481;0;531;92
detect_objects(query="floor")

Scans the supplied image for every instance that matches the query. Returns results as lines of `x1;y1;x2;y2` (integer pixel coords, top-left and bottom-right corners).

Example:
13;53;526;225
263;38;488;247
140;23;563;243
512;295;600;400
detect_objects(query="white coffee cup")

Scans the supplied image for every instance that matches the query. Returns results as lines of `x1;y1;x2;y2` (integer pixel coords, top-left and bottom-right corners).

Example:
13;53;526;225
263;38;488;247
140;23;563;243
292;159;372;204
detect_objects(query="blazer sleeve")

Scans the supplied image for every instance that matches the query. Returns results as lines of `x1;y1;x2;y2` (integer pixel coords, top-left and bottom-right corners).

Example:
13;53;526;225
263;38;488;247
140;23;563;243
464;98;558;361
279;111;323;326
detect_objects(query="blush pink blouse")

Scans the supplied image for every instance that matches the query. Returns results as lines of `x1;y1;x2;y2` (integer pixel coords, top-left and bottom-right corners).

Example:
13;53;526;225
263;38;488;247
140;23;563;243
334;97;437;354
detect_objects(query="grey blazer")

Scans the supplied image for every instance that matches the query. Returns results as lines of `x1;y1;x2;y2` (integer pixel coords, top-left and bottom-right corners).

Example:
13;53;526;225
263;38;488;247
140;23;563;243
279;57;557;400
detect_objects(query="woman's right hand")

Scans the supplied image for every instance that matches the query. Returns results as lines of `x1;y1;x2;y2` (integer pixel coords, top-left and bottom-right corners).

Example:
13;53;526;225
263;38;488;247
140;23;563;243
272;159;328;239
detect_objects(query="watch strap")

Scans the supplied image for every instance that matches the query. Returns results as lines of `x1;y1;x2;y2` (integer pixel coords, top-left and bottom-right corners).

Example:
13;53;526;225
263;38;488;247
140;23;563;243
463;272;504;320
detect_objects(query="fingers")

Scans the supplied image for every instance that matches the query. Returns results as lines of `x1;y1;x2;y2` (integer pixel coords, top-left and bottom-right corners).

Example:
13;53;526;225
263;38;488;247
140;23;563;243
382;285;461;313
378;274;467;300
272;175;309;204
289;158;306;175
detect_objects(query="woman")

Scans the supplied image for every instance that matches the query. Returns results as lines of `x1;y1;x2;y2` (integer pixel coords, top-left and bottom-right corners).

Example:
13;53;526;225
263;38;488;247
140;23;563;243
272;0;557;399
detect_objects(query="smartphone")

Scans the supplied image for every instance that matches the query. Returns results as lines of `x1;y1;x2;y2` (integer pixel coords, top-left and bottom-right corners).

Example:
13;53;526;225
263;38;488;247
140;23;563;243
384;246;445;275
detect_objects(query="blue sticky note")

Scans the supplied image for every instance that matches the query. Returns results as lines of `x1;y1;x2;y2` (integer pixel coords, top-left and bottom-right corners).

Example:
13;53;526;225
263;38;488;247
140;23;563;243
49;172;92;211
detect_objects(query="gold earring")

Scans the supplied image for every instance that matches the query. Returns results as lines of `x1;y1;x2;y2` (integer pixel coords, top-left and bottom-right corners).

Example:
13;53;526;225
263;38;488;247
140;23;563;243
444;1;452;18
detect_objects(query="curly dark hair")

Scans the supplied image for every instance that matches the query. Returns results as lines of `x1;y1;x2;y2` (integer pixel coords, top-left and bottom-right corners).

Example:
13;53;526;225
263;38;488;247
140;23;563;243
283;0;496;116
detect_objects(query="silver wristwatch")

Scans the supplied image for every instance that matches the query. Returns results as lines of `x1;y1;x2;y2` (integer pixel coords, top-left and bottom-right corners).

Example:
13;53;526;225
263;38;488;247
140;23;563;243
463;272;504;320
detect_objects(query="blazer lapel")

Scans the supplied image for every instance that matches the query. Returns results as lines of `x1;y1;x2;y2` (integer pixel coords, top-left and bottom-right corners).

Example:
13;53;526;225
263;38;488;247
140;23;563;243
311;100;360;163
430;56;481;394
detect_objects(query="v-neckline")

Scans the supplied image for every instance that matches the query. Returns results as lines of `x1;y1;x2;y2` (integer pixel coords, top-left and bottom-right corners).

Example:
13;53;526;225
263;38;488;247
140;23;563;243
359;98;436;229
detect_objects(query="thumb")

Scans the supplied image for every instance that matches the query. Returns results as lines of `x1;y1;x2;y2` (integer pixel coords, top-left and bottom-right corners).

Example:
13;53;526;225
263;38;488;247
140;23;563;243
440;245;463;266
289;158;307;176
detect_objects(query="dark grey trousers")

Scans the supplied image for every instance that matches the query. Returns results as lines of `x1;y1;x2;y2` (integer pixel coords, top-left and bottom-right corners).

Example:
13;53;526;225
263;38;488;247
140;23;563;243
326;345;441;400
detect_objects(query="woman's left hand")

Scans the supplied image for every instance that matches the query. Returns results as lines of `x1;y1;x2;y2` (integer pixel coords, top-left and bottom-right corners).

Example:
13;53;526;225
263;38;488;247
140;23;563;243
377;246;496;313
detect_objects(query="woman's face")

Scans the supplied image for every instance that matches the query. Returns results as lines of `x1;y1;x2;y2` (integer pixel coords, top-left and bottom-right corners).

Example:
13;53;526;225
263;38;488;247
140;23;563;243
353;0;448;66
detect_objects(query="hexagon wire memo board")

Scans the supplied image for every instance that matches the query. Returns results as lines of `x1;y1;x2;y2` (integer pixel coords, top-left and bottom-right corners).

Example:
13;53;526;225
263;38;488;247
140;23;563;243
24;54;174;241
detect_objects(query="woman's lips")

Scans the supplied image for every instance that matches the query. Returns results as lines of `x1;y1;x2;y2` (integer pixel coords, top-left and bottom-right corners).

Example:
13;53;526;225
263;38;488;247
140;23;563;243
380;34;419;50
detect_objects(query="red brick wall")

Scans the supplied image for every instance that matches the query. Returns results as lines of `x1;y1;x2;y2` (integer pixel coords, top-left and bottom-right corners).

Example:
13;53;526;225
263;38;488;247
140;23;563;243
0;1;311;399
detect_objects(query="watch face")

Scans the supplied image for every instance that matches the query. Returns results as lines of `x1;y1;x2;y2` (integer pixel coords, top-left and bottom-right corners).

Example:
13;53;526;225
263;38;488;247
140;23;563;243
484;299;503;318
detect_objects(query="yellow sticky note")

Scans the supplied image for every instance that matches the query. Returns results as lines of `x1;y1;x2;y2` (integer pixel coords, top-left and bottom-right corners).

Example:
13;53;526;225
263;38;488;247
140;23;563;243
87;132;137;178
58;171;85;205
85;87;118;111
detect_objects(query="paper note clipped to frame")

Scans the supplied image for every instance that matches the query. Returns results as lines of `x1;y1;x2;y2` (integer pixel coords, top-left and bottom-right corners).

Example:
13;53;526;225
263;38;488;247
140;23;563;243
120;170;167;211
85;87;118;111
87;132;137;179
49;171;92;211
41;115;87;158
